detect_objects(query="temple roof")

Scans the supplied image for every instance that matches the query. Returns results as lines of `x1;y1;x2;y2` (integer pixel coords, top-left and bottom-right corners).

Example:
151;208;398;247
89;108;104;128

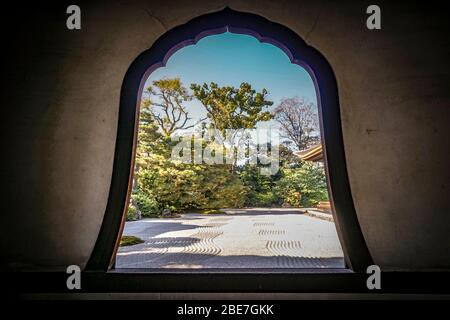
295;144;323;162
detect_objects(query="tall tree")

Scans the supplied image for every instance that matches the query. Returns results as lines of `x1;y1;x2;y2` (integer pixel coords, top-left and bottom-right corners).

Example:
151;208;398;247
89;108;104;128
273;97;320;151
190;82;273;134
143;78;205;137
191;82;273;171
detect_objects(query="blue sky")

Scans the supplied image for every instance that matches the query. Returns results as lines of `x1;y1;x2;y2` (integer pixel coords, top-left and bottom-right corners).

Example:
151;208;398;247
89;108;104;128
143;32;317;131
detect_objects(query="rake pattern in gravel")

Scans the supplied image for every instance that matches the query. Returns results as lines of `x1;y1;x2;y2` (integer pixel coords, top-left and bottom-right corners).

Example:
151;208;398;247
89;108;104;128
116;210;345;268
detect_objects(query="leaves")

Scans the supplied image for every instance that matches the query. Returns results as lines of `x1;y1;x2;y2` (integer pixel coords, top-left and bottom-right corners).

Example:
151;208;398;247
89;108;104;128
274;161;329;207
142;78;204;137
130;78;328;218
191;82;273;134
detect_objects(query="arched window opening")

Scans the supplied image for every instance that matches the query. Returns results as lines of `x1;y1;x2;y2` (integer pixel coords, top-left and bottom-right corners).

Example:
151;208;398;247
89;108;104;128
86;7;373;273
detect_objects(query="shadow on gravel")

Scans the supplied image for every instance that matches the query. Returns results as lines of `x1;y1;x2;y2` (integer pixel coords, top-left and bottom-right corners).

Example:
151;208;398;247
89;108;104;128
116;252;345;269
124;221;201;239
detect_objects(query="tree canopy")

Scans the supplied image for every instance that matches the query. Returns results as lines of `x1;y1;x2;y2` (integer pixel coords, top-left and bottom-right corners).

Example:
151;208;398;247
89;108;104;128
191;82;273;134
273;97;320;150
143;78;205;137
127;78;328;220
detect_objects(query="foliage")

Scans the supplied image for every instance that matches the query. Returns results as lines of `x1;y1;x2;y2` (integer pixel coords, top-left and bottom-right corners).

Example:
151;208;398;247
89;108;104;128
191;82;273;134
127;77;329;220
278;144;301;168
136;159;247;213
127;205;138;221
142;78;202;137
239;164;278;207
133;191;160;217
275;161;329;207
191;82;274;172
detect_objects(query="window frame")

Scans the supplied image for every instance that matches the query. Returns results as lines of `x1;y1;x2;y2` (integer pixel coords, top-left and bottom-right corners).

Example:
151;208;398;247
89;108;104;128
85;7;373;280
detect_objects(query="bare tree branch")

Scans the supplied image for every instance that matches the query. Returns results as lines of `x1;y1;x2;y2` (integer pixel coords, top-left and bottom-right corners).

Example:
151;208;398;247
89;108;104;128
273;97;320;151
143;79;198;136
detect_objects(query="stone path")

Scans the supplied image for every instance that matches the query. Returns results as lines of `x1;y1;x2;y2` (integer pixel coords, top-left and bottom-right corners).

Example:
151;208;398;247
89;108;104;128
116;208;345;269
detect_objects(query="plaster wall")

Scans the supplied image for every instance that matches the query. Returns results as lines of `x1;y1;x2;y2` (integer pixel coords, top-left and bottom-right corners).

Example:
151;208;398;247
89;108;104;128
2;0;449;271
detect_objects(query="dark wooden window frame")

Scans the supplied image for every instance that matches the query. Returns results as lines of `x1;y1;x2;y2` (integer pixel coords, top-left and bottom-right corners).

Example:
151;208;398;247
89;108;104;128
86;7;373;284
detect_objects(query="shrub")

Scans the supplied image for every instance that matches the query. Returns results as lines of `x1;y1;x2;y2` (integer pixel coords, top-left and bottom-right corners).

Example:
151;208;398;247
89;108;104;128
275;162;328;207
136;158;247;213
127;205;138;221
133;191;160;216
204;170;247;209
239;164;280;207
255;191;280;207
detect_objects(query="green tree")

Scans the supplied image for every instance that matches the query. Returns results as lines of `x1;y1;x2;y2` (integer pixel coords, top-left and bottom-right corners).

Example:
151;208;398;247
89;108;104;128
190;82;273;134
130;79;250;217
275;161;329;207
191;82;273;171
143;78;205;137
137;160;246;213
239;164;279;207
129;77;330;219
